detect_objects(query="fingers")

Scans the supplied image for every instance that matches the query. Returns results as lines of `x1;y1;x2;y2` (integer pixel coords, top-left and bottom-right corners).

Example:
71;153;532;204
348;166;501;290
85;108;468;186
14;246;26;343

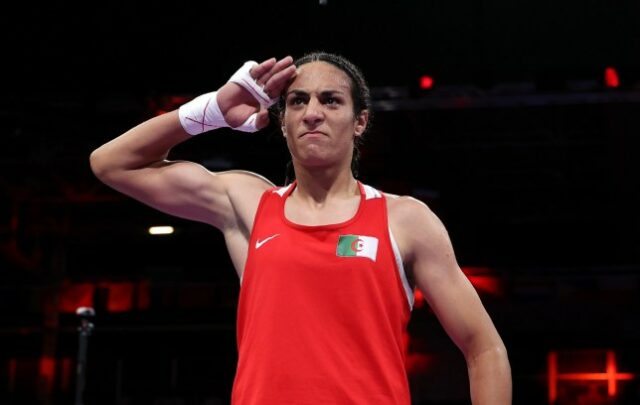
252;56;293;86
255;108;270;130
255;56;294;86
250;58;276;80
263;64;297;99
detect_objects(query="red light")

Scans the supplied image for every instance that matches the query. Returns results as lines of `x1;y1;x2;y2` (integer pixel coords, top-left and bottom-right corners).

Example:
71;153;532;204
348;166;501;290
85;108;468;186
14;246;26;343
548;349;634;403
39;356;56;391
420;75;434;90
548;352;557;403
604;67;619;88
58;282;94;313
105;282;135;312
148;95;191;116
406;353;432;375
462;267;503;296
413;289;426;309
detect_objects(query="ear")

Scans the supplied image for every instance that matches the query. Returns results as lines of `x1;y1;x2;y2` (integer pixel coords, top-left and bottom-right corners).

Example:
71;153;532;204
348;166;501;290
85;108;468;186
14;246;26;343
280;113;287;137
354;110;369;137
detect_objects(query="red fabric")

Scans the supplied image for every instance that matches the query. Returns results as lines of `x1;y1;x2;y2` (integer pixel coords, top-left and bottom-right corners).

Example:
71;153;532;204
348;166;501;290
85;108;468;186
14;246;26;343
232;182;412;405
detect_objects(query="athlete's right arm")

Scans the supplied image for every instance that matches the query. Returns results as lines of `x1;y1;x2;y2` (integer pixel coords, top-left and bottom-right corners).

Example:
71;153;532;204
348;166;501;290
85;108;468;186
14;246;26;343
89;57;296;230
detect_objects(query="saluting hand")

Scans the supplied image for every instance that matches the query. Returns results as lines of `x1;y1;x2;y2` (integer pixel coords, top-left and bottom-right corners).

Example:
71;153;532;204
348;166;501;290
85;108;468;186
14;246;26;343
217;56;297;130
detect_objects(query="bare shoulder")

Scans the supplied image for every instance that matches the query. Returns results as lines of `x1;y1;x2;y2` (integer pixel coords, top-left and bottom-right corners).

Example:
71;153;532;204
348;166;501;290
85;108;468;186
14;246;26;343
384;193;453;264
385;193;441;233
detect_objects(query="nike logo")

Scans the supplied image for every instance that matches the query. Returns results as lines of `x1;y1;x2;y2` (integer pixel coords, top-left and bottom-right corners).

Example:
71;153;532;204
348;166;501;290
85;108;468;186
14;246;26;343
256;234;280;249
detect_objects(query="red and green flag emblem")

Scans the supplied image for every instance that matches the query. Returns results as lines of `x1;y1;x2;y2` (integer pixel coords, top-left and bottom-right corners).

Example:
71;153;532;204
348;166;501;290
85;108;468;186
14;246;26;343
336;235;378;262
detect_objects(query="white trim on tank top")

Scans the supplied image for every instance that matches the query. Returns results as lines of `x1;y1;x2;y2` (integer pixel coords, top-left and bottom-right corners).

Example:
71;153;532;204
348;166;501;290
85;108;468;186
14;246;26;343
362;184;382;200
275;183;294;197
388;227;415;310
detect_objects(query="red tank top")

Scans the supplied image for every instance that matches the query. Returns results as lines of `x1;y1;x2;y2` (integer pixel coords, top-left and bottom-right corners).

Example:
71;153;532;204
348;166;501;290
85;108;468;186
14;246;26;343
232;181;414;405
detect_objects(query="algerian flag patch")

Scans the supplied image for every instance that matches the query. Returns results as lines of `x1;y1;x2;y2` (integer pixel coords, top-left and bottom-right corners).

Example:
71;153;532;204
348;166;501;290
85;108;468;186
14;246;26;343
336;235;379;262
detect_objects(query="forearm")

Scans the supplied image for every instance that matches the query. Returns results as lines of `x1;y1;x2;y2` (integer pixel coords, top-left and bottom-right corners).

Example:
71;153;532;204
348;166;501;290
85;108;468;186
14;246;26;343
467;344;512;405
90;109;190;180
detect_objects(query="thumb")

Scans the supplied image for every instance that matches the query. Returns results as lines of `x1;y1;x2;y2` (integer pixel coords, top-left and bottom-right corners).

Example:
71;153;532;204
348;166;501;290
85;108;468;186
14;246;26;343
255;109;271;130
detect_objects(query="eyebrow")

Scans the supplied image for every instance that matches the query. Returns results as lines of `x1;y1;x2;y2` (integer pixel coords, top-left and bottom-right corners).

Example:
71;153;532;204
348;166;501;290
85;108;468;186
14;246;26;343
285;89;347;97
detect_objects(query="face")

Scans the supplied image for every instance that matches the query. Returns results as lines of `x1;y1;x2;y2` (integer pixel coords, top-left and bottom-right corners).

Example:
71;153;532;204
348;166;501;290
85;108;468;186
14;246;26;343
282;61;368;170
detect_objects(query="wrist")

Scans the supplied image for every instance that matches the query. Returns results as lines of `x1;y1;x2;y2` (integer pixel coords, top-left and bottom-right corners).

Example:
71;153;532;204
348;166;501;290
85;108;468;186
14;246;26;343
178;91;226;135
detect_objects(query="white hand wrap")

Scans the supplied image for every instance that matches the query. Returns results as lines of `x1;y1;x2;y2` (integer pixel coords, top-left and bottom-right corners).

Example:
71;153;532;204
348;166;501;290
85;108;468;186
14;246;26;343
178;61;279;135
178;91;257;135
228;61;279;108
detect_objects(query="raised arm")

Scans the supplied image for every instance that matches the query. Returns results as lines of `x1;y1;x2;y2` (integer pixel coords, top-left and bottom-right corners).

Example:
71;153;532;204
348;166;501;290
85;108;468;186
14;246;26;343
89;57;296;230
389;197;512;404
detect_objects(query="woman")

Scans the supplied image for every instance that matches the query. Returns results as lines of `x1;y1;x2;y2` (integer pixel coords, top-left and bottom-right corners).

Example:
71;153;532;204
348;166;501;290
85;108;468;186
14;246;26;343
90;52;511;404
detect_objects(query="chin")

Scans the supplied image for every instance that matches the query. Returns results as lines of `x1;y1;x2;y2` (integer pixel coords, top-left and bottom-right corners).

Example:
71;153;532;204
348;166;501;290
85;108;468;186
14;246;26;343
289;143;349;170
294;152;336;169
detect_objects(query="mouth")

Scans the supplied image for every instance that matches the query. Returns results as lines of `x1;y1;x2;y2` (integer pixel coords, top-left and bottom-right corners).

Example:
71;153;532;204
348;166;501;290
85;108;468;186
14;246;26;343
299;131;327;138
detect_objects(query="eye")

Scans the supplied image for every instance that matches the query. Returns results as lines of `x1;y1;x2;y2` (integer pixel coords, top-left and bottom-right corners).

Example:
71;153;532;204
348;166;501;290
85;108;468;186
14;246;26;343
322;95;343;106
287;96;306;106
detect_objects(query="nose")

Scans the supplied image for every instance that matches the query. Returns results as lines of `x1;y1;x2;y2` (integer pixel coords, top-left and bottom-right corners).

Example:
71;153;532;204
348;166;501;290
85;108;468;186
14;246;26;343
302;97;324;127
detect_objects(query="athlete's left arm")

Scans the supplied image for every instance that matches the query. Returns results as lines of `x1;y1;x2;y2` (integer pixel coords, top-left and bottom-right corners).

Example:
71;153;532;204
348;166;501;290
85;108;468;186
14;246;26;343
390;197;512;404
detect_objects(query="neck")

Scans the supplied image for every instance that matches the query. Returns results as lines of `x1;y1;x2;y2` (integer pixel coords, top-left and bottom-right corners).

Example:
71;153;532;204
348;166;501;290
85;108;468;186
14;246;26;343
291;160;358;203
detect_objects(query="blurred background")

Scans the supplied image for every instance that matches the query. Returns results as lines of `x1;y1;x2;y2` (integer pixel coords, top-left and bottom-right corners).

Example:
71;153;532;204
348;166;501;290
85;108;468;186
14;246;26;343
1;0;639;404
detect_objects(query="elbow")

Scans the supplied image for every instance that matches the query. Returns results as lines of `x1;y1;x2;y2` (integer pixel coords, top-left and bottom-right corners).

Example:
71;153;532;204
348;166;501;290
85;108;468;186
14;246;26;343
89;147;114;183
466;341;510;371
492;342;509;366
89;148;105;179
463;332;510;367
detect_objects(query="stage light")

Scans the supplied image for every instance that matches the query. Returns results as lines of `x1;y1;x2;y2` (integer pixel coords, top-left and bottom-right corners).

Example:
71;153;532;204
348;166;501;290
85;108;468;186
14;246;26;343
462;267;503;296
604;66;620;88
148;226;174;235
419;75;434;90
548;350;635;403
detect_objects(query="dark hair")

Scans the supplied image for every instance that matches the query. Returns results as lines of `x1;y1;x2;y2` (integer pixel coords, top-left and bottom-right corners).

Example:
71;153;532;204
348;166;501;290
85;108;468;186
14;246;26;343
276;51;373;185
